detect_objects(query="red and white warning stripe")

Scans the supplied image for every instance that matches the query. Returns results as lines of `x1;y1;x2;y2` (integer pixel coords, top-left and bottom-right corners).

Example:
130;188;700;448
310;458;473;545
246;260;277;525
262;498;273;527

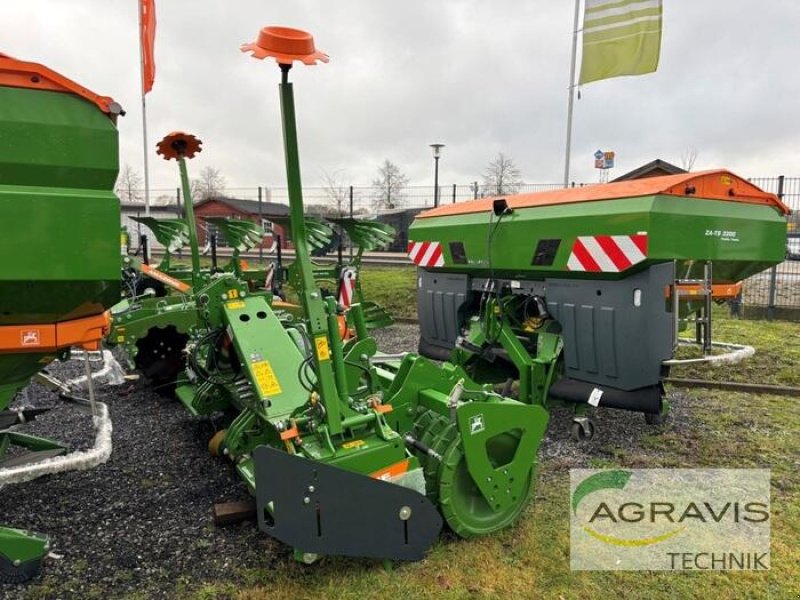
338;267;357;309
264;263;275;290
407;240;445;268
567;233;648;273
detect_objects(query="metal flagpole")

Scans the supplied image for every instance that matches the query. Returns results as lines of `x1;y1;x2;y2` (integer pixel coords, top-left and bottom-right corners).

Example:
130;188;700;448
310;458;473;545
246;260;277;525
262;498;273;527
563;0;581;188
138;0;151;216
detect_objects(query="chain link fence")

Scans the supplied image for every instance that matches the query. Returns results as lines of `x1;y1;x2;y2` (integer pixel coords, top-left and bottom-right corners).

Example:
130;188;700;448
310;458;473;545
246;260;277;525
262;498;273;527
738;176;800;319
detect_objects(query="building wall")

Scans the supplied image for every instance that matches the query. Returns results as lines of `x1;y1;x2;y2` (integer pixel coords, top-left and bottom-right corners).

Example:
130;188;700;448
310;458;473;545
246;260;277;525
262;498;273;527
192;200;287;249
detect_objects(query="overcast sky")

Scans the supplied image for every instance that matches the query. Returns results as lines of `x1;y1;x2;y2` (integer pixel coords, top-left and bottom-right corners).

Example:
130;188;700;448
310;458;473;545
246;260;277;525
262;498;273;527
2;1;798;192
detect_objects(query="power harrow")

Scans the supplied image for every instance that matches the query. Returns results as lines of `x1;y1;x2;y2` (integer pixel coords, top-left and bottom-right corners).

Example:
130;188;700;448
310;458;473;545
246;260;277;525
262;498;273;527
161;26;549;561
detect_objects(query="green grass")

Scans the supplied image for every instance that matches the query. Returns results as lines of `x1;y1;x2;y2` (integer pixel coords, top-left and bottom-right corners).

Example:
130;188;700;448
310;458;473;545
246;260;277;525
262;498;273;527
670;306;800;386
358;266;417;319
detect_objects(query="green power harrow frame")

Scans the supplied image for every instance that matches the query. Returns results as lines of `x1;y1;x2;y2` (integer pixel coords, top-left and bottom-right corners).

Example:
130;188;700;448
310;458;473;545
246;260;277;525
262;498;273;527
166;26;552;561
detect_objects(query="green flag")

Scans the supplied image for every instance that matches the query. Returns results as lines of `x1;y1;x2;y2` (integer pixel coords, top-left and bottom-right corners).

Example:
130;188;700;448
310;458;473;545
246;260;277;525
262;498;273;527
579;0;662;85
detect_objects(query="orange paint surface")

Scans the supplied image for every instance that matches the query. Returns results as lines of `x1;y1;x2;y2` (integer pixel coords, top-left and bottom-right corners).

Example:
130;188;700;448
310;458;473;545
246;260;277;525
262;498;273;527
418;170;789;219
0;53;117;114
0;311;110;353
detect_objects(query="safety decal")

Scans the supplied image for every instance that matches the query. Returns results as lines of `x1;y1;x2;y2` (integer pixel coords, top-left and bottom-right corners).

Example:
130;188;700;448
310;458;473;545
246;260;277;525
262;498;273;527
338;267;357;309
566;233;648;273
407;240;445;268
252;360;282;397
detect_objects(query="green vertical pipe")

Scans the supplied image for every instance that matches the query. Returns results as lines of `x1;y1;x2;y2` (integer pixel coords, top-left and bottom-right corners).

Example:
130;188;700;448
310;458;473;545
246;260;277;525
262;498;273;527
278;66;342;435
350;303;369;341
178;157;201;288
325;298;349;403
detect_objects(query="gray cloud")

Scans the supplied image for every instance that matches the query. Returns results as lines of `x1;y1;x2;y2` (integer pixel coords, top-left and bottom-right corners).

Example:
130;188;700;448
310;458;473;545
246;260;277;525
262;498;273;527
2;0;798;192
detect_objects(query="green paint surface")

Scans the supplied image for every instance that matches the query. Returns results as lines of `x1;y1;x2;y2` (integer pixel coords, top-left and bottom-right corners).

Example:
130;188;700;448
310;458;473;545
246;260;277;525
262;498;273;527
410;195;786;282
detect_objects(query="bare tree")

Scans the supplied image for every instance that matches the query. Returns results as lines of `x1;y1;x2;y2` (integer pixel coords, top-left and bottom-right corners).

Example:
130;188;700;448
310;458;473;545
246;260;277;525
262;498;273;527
372;159;409;210
191;166;226;202
680;148;698;172
115;164;143;203
320;169;350;218
481;153;523;196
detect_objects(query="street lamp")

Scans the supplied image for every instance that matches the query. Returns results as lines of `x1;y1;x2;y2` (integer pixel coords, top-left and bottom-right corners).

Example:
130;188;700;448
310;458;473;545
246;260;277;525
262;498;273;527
429;143;445;207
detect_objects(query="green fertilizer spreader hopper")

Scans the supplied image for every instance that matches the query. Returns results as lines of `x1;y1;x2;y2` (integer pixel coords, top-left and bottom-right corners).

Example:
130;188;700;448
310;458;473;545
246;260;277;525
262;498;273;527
0;54;121;582
410;170;788;439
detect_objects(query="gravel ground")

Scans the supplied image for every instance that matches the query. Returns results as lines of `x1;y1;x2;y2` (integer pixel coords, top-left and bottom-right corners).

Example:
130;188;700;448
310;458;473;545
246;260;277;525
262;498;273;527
1;324;690;599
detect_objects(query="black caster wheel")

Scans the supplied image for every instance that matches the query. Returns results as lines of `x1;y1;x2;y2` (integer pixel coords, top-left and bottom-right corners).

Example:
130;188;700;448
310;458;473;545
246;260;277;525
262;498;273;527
571;419;596;442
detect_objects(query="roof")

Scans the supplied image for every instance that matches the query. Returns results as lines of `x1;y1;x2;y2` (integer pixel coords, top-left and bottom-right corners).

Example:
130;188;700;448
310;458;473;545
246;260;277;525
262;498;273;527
417;169;790;219
121;202;181;214
612;159;686;182
194;197;289;216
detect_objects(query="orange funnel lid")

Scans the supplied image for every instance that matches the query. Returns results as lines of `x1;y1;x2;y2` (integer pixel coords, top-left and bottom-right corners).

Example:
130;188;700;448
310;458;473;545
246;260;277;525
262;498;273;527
241;26;328;66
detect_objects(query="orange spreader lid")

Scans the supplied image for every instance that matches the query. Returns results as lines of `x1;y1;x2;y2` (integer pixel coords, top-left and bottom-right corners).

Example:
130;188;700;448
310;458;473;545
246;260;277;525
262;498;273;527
241;26;328;66
418;170;790;219
0;52;121;116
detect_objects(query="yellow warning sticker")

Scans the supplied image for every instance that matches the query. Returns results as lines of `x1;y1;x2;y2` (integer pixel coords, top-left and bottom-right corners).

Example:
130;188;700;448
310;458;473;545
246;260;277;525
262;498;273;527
226;301;246;310
116;336;126;343
342;439;366;450
315;336;330;361
252;360;282;397
721;175;733;185
229;289;239;299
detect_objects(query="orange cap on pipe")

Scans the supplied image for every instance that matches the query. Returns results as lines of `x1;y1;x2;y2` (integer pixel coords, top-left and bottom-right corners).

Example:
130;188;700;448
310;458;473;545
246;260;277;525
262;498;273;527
241;26;328;66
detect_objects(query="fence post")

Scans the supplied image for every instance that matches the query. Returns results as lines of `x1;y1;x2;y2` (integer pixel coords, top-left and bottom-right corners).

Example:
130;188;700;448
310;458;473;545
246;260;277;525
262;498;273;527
767;175;786;321
349;185;354;258
258;186;263;261
452;183;457;204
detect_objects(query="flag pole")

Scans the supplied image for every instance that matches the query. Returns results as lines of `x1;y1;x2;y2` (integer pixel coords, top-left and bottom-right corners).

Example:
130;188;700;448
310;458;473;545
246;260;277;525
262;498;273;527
137;0;151;216
563;0;581;188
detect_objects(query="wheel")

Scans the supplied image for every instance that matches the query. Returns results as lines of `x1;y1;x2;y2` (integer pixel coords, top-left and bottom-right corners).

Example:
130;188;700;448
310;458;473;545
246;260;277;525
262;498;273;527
208;429;227;457
134;325;190;393
570;419;595;442
437;431;535;538
134;275;167;298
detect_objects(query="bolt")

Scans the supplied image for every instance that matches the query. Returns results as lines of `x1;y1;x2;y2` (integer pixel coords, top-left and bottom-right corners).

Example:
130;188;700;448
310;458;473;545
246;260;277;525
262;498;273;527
303;497;310;504
399;506;412;521
221;293;228;300
308;485;315;493
487;476;492;482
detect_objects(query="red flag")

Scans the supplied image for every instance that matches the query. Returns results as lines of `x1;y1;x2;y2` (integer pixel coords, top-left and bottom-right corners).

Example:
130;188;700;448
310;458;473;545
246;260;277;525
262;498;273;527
140;0;156;93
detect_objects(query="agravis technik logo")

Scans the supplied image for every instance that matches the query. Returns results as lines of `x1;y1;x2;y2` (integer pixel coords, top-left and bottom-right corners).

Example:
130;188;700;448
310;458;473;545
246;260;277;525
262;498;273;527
570;469;770;570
